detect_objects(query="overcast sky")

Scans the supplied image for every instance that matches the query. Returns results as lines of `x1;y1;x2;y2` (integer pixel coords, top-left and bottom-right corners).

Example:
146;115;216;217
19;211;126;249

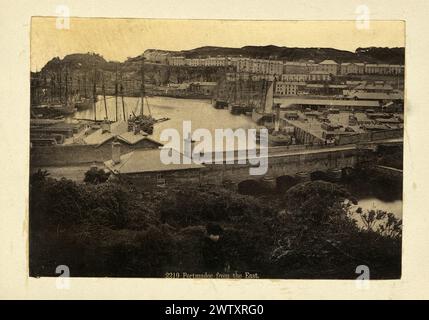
31;18;404;71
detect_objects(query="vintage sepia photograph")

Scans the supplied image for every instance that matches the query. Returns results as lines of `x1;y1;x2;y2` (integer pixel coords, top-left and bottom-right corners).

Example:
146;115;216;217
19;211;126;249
29;18;404;280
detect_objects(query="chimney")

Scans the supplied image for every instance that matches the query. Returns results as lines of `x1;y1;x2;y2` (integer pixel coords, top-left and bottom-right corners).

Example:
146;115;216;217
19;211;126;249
112;141;121;164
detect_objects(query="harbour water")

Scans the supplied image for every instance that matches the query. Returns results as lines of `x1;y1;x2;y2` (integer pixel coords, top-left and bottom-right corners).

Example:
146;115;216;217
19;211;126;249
71;96;257;144
354;197;403;219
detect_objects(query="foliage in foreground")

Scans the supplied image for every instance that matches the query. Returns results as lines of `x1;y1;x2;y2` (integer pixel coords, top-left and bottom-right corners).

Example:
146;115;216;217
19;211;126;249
29;173;402;279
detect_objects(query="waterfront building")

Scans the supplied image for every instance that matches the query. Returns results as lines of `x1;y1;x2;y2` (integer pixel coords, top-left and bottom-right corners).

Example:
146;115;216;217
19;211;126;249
344;91;404;103
352;82;394;93
189;82;217;96
308;71;331;81
275;81;305;96
281;73;309;82
104;148;204;188
30;120;164;167
278;98;380;112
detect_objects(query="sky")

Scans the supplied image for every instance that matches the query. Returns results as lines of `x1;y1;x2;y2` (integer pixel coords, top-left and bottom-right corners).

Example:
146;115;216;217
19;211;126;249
31;18;405;71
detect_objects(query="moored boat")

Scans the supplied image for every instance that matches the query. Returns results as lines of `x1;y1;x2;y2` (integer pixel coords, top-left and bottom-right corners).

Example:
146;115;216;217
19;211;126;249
213;99;229;109
74;97;93;110
269;132;292;146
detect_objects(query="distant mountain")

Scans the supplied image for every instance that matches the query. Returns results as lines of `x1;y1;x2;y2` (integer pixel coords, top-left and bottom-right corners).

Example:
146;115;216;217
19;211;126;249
354;47;405;64
179;45;404;64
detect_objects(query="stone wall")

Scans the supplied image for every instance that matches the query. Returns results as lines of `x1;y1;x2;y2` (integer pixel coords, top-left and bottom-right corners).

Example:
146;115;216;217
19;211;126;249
336;129;403;145
30;139;160;167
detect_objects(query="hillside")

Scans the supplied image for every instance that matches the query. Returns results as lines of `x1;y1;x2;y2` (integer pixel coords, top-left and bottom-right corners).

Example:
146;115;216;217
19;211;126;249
179;45;404;64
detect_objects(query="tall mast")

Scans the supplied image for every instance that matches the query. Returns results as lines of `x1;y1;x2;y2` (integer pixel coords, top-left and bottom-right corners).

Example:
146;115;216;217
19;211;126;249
58;69;62;103
102;72;108;120
84;73;87;97
234;78;239;104
115;66;119;122
140;57;145;117
120;81;126;121
77;76;81;96
93;66;97;122
65;67;68;104
50;72;55;104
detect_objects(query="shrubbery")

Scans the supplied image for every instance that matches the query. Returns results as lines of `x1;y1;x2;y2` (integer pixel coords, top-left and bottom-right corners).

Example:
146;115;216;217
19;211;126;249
29;172;402;279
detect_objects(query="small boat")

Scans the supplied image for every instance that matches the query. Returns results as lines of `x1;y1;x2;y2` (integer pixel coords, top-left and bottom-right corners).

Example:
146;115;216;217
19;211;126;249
48;102;76;115
74;97;93;110
229;104;244;115
155;117;170;123
32;101;76;116
269;132;292;146
129;113;156;135
213;99;228;109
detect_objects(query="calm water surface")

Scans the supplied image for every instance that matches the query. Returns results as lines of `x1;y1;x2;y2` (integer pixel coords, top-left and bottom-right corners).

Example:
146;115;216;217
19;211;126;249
71;96;257;146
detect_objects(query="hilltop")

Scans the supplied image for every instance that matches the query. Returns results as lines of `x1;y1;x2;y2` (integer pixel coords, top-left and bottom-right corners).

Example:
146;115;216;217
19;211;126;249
175;45;404;64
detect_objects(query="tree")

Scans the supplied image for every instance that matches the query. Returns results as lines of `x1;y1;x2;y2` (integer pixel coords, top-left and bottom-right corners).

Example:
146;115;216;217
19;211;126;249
284;180;354;224
84;168;110;184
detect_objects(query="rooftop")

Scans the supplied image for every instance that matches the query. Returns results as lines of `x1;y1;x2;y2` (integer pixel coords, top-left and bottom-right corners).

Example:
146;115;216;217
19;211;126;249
81;121;162;147
354;83;393;91
346;92;404;100
279;98;380;108
310;70;331;75
319;60;338;65
83;121;128;146
104;148;204;174
190;82;217;86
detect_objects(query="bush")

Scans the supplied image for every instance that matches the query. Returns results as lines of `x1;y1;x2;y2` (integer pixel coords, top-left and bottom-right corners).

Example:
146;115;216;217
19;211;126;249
30;177;402;279
84;168;110;184
284;181;352;224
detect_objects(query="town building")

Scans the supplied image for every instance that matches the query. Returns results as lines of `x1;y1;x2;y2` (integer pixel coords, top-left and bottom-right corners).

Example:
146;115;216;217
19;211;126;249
283;62;312;74
279;98;380;112
104;147;204;189
168;56;186;66
30;120;164;167
364;64;404;75
188;82;217;96
317;60;339;75
281;73;309;82
275;81;305;96
308;71;331;81
340;62;365;75
143;50;170;64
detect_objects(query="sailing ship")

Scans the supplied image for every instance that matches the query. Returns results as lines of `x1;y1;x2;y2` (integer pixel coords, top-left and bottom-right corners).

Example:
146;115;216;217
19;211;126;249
268;103;292;146
127;58;156;135
252;80;293;146
31;67;76;117
74;73;93;110
227;78;253;115
252;80;274;124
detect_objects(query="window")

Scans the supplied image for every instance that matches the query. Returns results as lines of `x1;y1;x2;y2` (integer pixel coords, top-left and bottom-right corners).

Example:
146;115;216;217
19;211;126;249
156;173;166;187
